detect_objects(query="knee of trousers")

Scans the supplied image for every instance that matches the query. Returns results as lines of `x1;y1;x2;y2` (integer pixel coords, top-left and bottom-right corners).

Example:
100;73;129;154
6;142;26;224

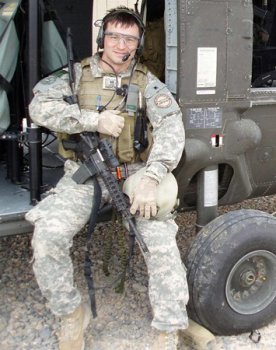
31;218;77;259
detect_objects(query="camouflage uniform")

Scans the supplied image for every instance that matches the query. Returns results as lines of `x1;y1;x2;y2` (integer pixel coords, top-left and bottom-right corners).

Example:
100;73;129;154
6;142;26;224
26;54;188;332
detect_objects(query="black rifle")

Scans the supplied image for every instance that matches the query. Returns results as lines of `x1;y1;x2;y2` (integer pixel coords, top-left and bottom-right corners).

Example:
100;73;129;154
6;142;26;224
70;133;149;254
64;27;78;105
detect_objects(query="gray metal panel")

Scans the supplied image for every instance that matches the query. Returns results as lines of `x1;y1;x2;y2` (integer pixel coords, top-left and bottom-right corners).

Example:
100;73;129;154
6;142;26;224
0;167;33;236
178;0;227;103
165;0;178;94
226;1;253;98
177;0;253;104
0;220;33;237
174;0;260;207
242;102;276;196
0;167;32;219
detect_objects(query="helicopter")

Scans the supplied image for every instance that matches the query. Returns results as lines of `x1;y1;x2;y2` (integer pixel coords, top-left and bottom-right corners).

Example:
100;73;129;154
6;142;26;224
0;0;275;336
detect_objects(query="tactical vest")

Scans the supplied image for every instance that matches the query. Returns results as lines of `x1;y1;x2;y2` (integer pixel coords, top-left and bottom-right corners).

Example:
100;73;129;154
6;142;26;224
77;58;152;164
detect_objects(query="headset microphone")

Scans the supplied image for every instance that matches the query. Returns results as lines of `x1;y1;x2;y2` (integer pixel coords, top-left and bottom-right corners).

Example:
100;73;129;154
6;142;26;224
122;53;131;62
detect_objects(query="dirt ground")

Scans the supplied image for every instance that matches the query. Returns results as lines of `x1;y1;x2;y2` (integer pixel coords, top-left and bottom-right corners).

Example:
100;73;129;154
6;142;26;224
0;195;275;349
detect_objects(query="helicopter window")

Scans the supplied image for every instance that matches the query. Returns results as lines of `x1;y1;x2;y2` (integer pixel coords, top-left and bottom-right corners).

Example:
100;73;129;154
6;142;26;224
252;0;276;87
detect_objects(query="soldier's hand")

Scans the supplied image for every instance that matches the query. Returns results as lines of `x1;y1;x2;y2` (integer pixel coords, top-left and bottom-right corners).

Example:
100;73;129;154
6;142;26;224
130;176;158;220
97;110;124;137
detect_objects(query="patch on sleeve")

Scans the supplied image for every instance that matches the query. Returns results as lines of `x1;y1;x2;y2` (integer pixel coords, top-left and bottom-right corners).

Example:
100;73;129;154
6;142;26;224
33;74;67;93
145;78;180;118
154;94;173;109
40;76;58;85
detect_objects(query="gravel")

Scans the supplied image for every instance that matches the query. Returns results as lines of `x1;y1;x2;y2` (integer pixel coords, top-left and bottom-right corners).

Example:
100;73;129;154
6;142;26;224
0;195;275;350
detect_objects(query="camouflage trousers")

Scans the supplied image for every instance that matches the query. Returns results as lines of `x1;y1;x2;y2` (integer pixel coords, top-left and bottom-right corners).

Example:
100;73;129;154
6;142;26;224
26;160;189;332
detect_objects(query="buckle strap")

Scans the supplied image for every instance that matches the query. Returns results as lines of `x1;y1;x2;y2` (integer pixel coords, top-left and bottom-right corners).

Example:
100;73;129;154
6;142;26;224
112;163;129;180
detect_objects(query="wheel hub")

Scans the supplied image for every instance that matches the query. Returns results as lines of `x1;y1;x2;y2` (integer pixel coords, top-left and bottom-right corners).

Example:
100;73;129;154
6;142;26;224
225;250;276;315
240;270;257;287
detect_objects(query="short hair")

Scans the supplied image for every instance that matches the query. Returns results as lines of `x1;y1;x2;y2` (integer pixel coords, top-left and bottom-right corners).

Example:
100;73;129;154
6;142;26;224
102;6;144;37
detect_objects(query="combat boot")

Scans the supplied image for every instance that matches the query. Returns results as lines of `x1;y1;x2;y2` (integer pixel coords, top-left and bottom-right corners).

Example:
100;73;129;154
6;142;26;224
59;303;91;350
151;330;179;350
180;319;217;349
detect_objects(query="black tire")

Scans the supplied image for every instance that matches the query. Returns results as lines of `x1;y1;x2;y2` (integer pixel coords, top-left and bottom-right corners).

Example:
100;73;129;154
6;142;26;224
185;209;276;335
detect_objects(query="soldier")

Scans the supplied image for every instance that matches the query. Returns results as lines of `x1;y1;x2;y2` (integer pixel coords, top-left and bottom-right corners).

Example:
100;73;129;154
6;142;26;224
26;6;215;350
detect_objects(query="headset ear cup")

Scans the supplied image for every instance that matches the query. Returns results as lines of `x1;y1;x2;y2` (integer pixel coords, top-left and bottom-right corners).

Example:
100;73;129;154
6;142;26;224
96;25;104;49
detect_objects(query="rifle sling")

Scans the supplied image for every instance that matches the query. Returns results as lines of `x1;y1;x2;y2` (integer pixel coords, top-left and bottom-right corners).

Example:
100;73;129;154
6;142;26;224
84;177;102;318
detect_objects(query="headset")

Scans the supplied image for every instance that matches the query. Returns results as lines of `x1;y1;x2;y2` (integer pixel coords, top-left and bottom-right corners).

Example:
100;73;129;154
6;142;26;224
96;8;145;57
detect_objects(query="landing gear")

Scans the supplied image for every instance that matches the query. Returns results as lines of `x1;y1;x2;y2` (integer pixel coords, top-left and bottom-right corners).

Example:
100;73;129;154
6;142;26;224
185;209;276;335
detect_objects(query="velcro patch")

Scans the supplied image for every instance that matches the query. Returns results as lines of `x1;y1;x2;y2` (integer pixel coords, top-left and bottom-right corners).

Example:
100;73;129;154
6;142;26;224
33;73;67;93
154;94;173;108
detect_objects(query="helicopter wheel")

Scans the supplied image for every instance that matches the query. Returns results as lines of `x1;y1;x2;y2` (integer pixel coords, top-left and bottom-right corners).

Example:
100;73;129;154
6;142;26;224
185;209;276;335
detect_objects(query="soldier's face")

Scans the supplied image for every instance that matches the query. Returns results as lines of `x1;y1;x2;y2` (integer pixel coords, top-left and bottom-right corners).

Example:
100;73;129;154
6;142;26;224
102;21;140;71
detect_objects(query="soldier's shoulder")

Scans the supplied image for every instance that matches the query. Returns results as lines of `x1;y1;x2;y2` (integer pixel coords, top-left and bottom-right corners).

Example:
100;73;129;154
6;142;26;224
33;69;68;93
145;74;180;116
